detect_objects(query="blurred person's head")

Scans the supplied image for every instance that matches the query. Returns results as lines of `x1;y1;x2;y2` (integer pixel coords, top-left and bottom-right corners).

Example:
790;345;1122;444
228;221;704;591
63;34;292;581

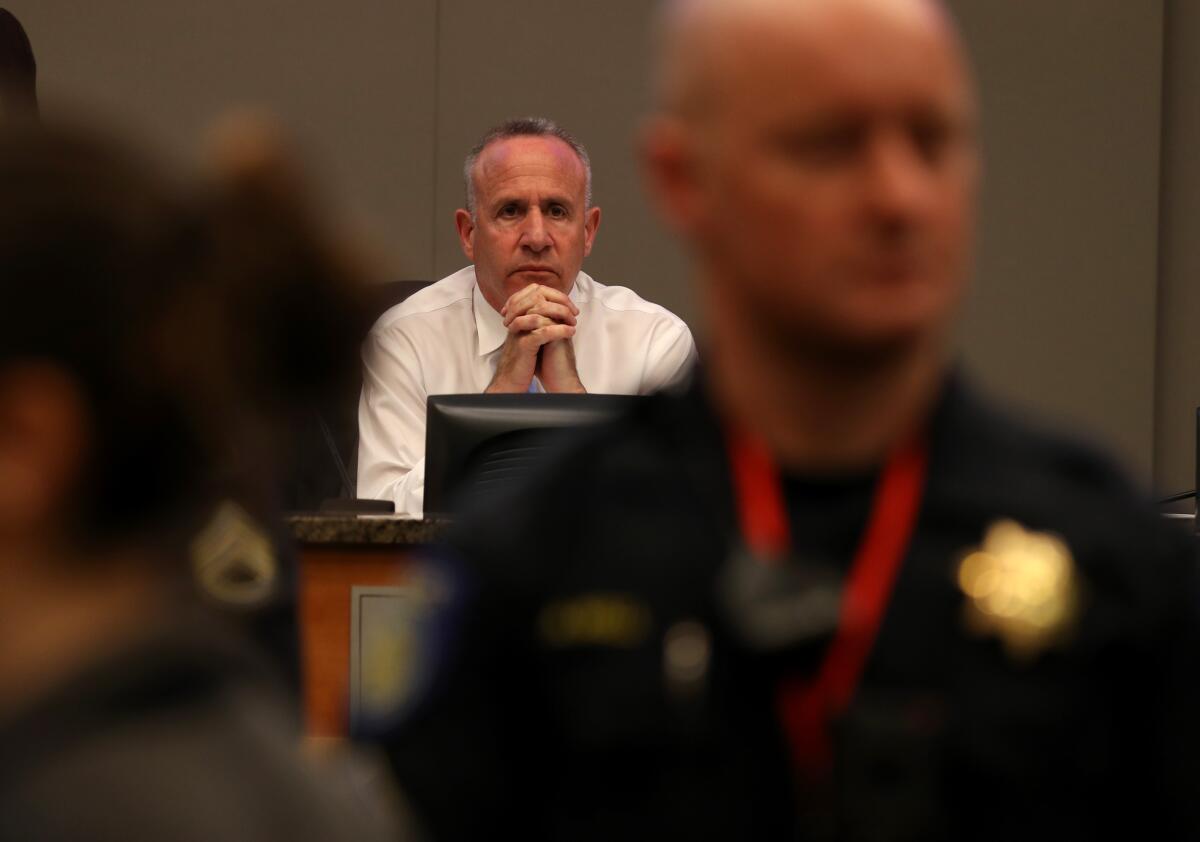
643;0;978;361
0;126;212;564
0;9;36;117
456;117;601;311
0;120;369;705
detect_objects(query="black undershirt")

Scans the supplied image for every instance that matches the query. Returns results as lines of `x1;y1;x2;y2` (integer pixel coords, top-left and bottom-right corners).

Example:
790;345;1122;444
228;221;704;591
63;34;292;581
780;469;878;573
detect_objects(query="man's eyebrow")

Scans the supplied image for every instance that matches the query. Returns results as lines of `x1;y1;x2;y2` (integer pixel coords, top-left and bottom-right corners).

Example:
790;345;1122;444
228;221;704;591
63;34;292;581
488;195;526;211
488;192;577;210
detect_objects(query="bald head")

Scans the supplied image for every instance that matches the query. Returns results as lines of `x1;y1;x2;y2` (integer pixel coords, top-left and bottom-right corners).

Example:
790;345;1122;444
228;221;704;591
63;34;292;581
643;0;980;356
655;0;970;121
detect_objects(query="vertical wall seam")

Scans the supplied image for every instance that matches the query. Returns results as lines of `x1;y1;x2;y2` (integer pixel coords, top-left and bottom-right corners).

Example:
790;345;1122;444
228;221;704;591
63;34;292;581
430;0;441;278
1151;0;1173;490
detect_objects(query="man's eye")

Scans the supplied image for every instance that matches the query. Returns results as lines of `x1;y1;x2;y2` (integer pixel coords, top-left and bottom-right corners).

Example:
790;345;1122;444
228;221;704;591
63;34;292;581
498;205;521;219
770;121;865;169
790;126;863;164
910;119;952;164
547;205;568;219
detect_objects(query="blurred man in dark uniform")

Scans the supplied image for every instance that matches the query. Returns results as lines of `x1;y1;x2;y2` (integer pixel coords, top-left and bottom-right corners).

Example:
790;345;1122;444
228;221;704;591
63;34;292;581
0;123;399;841
383;0;1200;839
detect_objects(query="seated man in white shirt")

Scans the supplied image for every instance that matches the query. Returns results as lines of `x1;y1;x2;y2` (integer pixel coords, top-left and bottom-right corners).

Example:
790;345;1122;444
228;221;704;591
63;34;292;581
357;117;696;514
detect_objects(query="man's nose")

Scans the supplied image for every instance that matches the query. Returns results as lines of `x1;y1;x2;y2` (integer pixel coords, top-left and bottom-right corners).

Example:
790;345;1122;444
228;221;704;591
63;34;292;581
863;131;933;224
520;208;552;251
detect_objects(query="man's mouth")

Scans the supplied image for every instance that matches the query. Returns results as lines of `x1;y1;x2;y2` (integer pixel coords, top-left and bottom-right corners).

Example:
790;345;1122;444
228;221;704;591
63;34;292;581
853;252;925;284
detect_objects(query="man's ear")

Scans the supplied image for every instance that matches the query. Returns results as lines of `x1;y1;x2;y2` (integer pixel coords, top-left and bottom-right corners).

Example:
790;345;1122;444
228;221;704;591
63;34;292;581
581;206;602;258
640;115;703;235
454;209;476;263
0;364;88;533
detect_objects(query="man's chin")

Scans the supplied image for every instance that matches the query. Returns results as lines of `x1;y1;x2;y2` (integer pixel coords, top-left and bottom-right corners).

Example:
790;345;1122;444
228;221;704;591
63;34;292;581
760;304;945;363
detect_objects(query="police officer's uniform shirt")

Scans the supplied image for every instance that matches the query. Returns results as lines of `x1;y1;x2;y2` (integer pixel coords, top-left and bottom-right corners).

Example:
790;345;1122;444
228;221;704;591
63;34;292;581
356;266;697;515
383;375;1200;841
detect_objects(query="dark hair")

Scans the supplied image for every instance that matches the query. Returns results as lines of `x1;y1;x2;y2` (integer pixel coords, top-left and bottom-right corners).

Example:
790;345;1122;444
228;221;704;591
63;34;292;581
463;116;592;213
0;121;370;547
0;9;37;116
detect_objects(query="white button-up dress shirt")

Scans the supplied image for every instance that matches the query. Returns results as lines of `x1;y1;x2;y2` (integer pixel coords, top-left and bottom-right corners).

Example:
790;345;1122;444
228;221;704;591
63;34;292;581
357;266;697;515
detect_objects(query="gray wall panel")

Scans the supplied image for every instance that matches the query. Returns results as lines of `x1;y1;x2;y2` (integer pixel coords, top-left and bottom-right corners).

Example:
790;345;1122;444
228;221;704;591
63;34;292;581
6;0;438;279
1155;0;1200;496
946;0;1164;479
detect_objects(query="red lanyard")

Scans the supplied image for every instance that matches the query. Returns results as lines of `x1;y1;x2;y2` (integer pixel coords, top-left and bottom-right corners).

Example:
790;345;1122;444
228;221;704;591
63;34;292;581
726;424;929;777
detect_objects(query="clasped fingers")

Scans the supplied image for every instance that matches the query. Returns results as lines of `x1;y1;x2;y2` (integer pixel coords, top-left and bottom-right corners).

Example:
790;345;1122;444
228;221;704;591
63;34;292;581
504;301;576;328
506;313;556;334
501;283;580;326
511;320;575;351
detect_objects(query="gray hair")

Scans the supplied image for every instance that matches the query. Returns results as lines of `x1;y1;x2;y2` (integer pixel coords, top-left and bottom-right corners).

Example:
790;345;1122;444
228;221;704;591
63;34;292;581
462;117;593;215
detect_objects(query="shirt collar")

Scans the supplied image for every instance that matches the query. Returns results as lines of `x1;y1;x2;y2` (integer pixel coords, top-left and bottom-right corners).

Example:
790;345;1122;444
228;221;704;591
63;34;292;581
473;277;508;357
472;268;591;357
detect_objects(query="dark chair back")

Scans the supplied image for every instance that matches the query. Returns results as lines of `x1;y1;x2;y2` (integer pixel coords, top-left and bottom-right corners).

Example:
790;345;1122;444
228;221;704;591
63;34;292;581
284;280;431;510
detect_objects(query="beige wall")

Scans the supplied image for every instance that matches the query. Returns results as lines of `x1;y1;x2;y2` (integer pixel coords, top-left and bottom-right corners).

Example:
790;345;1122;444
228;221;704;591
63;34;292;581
1156;0;1200;499
946;0;1165;480
6;0;1188;488
6;0;440;277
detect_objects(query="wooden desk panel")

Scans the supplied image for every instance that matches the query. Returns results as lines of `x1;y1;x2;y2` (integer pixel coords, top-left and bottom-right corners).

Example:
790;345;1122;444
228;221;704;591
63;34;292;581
298;546;417;737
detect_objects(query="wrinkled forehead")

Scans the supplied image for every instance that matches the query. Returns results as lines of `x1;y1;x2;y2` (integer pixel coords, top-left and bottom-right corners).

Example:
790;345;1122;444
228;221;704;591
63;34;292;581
472;136;587;201
661;0;974;123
